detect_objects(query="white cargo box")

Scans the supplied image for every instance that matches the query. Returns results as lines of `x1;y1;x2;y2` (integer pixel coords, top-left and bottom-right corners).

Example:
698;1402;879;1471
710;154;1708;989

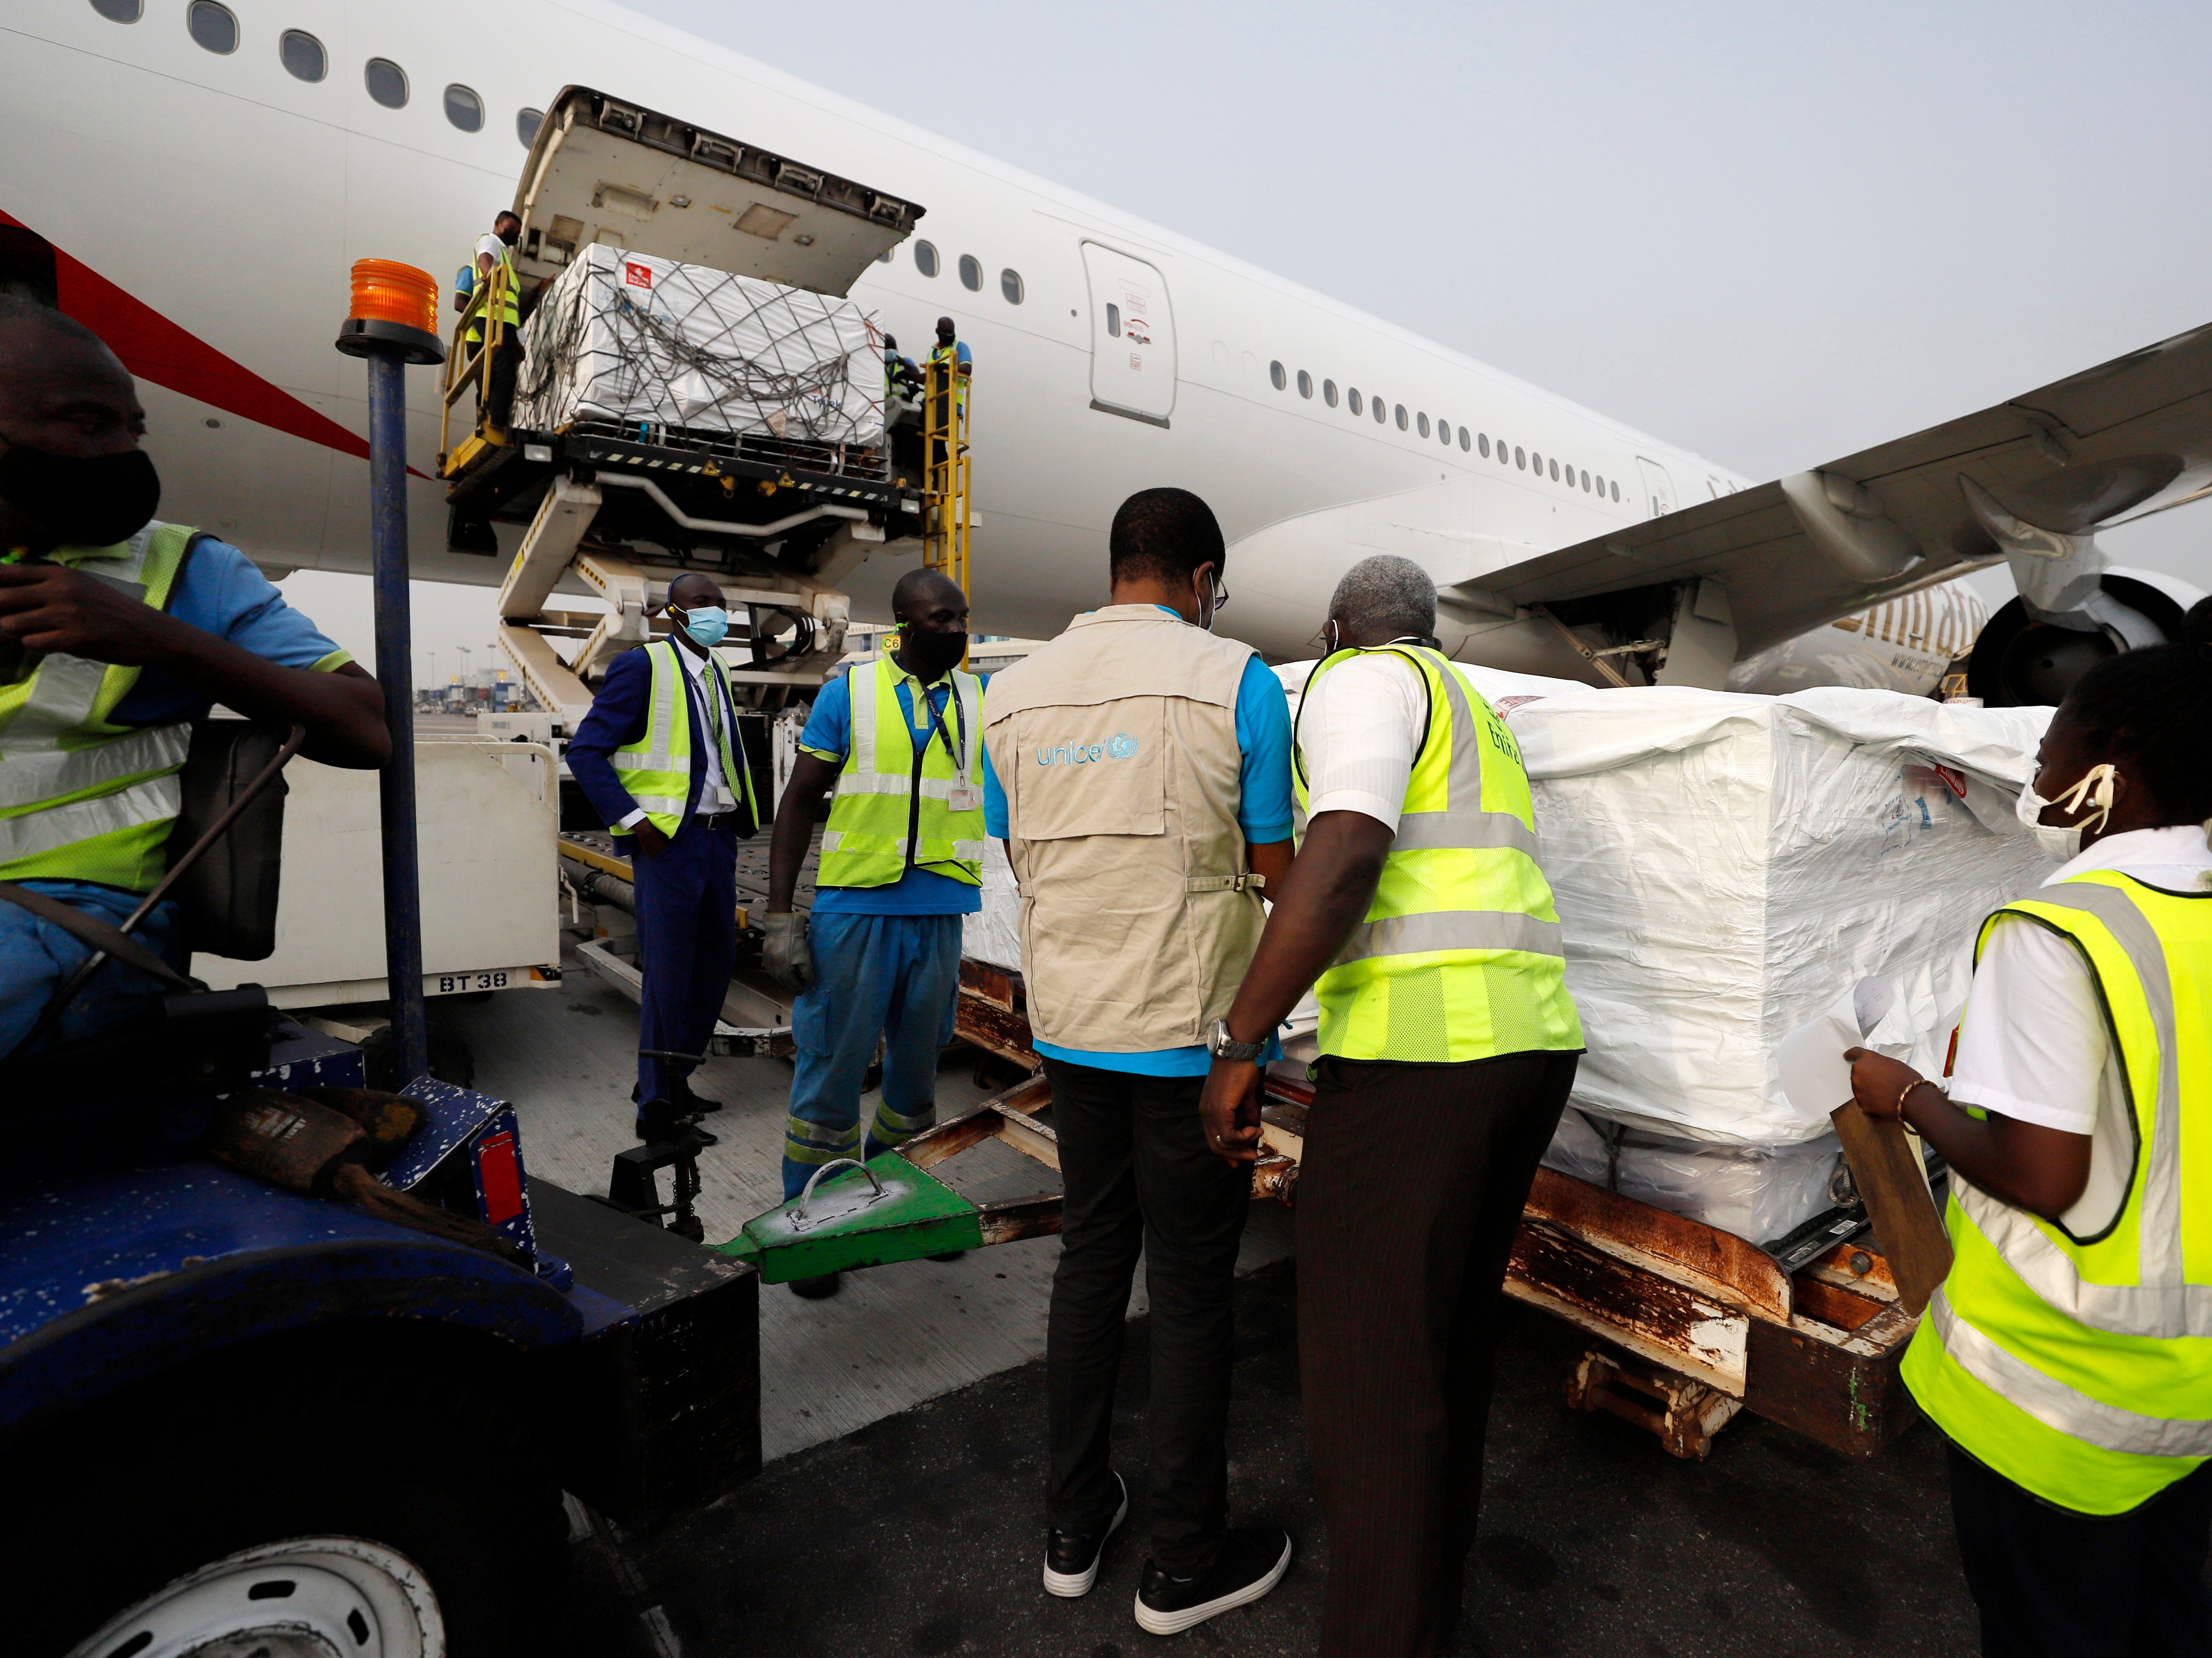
515;243;884;450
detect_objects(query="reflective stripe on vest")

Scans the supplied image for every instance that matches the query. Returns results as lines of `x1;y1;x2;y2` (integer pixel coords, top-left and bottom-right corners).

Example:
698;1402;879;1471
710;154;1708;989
0;523;198;891
818;657;985;887
1293;644;1582;1063
467;243;520;342
608;640;750;838
1901;871;2212;1513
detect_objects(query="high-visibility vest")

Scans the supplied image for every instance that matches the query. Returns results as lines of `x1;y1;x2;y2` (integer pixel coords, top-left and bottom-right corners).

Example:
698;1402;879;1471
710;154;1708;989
819;655;984;889
0;523;201;892
1902;870;2212;1514
466;242;520;345
927;341;968;413
609;640;753;840
1293;644;1583;1062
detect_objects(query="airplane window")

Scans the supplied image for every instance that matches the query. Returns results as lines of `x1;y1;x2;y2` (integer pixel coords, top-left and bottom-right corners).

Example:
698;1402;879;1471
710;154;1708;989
1347;389;1362;415
1581;469;1591;491
1374;397;1388;425
878;249;893;264
187;1;236;52
1000;268;1024;304
90;0;141;21
516;107;544;149
1297;370;1313;399
1323;379;1338;407
1478;434;1490;458
279;29;325;81
1459;427;1471;452
1549;459;1560;482
1269;361;1286;391
1515;446;1526;469
914;240;939;277
1417;413;1430;438
959;254;983;292
1531;450;1542;474
364;57;408;109
1610;480;1621;501
1594;474;1605;495
443;85;484;133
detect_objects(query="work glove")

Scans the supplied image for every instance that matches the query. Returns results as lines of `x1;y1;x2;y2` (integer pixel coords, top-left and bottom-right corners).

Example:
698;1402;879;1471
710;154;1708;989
762;909;813;991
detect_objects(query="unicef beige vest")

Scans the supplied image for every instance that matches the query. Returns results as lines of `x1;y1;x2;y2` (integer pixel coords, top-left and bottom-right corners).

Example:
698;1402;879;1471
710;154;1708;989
982;605;1269;1052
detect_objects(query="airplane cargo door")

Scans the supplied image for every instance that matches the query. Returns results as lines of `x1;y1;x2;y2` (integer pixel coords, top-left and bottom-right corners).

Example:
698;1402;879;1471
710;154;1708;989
1636;457;1677;518
1082;242;1175;426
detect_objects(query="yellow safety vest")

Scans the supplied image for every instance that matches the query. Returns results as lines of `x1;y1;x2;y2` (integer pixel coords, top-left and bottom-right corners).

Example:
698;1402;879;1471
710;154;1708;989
1902;870;2212;1514
819;655;984;889
1293;644;1583;1062
609;640;752;840
466;242;520;345
0;523;200;892
927;342;968;413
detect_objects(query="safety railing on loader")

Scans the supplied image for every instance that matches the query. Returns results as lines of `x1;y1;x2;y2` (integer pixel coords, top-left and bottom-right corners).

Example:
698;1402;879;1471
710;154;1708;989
922;352;970;596
437;256;520;475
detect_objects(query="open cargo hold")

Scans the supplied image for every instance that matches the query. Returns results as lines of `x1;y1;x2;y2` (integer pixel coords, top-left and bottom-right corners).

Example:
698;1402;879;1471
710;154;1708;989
515;244;885;458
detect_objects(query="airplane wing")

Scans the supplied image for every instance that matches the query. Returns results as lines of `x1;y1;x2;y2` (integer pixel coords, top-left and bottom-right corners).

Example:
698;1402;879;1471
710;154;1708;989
1476;320;2212;656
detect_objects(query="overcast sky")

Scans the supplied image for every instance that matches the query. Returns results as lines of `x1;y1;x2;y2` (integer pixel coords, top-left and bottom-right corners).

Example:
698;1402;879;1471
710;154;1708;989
306;0;2212;673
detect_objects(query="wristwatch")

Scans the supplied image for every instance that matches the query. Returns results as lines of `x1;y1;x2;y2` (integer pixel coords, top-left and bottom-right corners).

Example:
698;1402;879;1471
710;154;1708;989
1208;1019;1266;1064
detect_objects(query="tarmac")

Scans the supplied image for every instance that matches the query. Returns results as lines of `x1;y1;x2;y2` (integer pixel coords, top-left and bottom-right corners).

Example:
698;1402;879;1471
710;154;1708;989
557;1258;1982;1658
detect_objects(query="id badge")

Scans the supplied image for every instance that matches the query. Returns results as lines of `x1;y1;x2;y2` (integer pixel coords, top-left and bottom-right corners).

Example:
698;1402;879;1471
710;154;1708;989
945;783;979;813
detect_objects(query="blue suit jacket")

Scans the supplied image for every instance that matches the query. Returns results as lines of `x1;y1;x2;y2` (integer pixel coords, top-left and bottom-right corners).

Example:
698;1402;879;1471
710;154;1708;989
566;642;756;839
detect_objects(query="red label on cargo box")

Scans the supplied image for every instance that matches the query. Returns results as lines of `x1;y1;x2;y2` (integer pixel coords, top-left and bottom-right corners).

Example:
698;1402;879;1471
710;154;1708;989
474;1130;525;1225
623;261;653;290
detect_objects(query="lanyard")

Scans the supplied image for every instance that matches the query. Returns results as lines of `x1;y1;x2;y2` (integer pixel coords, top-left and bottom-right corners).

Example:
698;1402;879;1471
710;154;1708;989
909;674;968;784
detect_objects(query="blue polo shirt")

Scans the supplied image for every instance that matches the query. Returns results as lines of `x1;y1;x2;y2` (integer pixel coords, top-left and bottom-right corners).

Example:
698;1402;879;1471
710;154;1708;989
981;616;1294;1077
799;666;985;916
109;537;351;724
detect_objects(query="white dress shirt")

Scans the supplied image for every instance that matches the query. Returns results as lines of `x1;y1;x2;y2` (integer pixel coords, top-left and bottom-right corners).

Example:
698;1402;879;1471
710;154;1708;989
1948;824;2212;1235
617;642;737;828
1293;647;1432;830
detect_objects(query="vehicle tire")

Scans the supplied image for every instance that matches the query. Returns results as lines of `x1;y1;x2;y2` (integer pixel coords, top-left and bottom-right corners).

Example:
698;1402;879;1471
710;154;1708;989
8;1335;568;1658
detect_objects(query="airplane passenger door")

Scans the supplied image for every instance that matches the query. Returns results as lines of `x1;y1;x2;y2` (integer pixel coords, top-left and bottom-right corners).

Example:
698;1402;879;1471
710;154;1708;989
1081;242;1175;426
1636;457;1677;518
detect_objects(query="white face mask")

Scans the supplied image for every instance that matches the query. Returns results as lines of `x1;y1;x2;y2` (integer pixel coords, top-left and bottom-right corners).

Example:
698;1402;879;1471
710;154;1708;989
2015;762;2118;861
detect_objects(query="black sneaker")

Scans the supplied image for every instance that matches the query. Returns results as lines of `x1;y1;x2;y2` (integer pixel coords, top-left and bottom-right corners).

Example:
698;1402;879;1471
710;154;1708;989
1133;1527;1292;1636
789;1273;841;1300
1042;1473;1128;1598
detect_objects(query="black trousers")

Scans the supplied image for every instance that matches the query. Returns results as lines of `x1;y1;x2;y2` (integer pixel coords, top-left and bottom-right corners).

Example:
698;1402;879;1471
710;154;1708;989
1297;1049;1579;1658
1044;1057;1252;1578
1948;1441;2212;1656
483;332;522;430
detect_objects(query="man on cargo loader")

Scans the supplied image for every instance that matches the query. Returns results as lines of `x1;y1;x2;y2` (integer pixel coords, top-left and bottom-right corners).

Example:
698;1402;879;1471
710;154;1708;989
980;487;1296;1637
1847;608;2212;1658
453;209;524;432
1198;553;1584;1658
566;571;758;1146
760;568;982;1300
0;297;389;1061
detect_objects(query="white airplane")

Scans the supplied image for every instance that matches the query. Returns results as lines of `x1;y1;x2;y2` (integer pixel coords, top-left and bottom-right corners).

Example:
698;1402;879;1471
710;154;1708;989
7;0;2209;701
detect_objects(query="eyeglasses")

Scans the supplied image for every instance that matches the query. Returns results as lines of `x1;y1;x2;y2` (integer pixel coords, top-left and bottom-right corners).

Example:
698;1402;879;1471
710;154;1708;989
1208;575;1229;614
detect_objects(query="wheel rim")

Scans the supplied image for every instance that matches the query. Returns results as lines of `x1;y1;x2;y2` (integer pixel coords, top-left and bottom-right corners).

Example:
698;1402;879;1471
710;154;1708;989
65;1536;444;1658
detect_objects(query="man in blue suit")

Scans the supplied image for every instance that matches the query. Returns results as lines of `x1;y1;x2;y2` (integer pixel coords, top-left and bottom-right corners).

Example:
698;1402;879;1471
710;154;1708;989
567;572;758;1145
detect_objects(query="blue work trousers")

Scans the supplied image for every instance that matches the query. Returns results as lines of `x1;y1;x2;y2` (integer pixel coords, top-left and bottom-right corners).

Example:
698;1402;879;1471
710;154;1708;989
0;881;185;1062
627;817;738;1105
783;910;963;1199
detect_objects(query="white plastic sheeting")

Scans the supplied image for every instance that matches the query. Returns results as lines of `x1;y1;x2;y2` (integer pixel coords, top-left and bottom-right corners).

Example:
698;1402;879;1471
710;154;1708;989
1544;1108;1850;1245
963;836;1022;972
515;244;884;448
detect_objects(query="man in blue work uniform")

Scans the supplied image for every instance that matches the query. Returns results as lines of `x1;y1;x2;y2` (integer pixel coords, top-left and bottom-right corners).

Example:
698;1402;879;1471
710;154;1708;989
566;571;758;1146
0;298;389;1061
980;489;1298;1634
761;568;980;1299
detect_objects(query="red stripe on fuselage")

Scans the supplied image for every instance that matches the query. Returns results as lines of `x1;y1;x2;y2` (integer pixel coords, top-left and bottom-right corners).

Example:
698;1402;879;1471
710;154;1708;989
4;208;371;462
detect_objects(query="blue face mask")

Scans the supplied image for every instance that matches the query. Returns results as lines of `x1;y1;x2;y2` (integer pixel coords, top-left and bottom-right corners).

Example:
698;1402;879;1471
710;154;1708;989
677;605;729;648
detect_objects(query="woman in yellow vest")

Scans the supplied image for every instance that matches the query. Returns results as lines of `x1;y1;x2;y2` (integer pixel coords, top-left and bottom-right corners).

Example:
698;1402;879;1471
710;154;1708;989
1847;600;2212;1658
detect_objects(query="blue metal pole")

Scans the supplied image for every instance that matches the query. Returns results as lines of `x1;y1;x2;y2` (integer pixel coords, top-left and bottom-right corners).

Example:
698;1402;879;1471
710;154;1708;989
365;351;427;1086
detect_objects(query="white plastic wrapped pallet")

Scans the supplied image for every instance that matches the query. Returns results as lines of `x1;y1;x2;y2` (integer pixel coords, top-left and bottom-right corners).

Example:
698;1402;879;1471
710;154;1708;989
514;244;884;448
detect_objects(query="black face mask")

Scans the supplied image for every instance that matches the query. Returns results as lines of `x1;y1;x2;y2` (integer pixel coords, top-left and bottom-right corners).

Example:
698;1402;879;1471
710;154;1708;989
0;435;161;549
900;628;968;681
498;223;520;247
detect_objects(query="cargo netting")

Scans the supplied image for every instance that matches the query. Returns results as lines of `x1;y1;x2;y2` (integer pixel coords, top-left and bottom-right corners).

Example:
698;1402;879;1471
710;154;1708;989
515;244;887;477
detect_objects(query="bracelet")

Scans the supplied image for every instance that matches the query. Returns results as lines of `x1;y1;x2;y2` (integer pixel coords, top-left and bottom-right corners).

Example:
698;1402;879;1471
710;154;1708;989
1898;1078;1944;1117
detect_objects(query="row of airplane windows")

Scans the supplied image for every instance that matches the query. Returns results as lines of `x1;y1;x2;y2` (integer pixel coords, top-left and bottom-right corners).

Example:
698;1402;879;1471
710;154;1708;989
92;0;550;149
1269;358;1624;502
878;240;1026;306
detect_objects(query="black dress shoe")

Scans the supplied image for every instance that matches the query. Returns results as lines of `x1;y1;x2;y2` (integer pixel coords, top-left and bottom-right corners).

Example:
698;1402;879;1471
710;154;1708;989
676;1080;724;1114
1133;1527;1292;1635
1043;1473;1127;1597
634;1111;716;1149
789;1273;841;1299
